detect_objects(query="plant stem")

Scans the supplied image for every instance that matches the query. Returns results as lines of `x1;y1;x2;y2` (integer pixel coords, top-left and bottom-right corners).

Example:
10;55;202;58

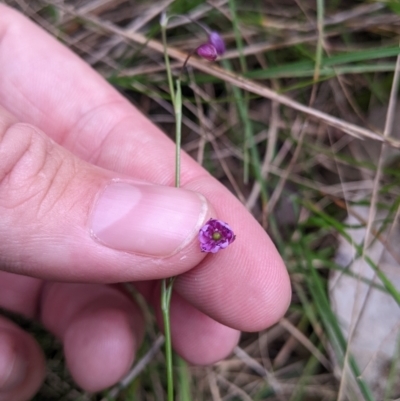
161;278;174;401
174;79;182;188
160;18;183;401
161;22;175;107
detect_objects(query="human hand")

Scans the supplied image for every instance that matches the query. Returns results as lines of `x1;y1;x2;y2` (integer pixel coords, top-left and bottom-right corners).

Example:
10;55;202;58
0;5;291;401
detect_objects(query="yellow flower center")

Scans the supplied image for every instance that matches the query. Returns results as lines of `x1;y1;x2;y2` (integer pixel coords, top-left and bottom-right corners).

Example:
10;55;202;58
212;232;222;240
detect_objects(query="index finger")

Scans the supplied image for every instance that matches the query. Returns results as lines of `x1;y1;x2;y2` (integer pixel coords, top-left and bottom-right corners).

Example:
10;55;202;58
0;5;291;331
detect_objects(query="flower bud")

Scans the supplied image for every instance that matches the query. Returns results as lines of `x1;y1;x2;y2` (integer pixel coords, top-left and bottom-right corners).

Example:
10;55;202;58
160;11;168;28
196;43;218;61
209;32;226;55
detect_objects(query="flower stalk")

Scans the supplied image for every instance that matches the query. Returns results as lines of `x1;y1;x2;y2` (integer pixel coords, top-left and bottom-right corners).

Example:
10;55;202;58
161;277;174;401
159;14;227;401
160;14;182;401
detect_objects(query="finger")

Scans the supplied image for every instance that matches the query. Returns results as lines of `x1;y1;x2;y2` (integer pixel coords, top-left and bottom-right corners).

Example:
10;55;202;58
0;106;213;281
0;317;45;401
40;282;143;392
174;199;292;332
156;291;240;365
0;6;291;330
0;4;179;180
137;281;240;364
0;271;42;319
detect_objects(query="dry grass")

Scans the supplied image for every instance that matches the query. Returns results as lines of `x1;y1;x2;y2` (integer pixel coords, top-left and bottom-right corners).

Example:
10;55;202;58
3;0;400;400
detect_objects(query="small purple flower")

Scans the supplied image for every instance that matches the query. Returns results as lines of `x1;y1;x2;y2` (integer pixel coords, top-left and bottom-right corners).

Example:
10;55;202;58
196;43;218;61
208;32;226;55
196;31;226;61
199;218;236;253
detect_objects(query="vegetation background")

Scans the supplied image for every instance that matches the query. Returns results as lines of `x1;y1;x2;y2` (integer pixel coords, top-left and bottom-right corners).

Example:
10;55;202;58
2;0;400;400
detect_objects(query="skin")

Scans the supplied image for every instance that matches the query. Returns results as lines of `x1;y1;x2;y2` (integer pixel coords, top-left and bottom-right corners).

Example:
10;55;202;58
0;5;291;401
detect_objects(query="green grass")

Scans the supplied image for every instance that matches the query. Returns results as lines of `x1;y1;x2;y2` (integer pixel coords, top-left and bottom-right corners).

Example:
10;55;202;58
4;0;400;400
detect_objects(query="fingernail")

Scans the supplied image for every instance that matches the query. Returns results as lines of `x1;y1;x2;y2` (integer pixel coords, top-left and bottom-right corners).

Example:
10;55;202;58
0;332;27;392
90;182;209;256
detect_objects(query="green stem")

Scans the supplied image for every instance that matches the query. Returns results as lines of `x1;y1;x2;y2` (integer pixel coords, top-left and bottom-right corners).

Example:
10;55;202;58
161;77;182;401
161;278;174;401
160;18;183;401
161;23;175;107
174;79;182;188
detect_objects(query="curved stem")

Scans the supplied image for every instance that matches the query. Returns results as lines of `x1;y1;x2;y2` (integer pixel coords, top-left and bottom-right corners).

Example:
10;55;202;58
166;14;211;35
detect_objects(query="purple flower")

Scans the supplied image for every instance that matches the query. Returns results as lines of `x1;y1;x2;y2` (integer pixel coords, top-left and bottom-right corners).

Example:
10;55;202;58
208;32;226;55
196;31;226;61
196;43;218;61
199;218;236;253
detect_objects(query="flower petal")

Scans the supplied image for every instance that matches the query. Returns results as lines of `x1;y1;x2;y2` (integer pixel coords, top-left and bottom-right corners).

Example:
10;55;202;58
198;218;235;253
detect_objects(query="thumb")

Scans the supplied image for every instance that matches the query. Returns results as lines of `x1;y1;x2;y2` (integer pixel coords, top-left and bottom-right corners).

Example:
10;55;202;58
0;107;212;282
